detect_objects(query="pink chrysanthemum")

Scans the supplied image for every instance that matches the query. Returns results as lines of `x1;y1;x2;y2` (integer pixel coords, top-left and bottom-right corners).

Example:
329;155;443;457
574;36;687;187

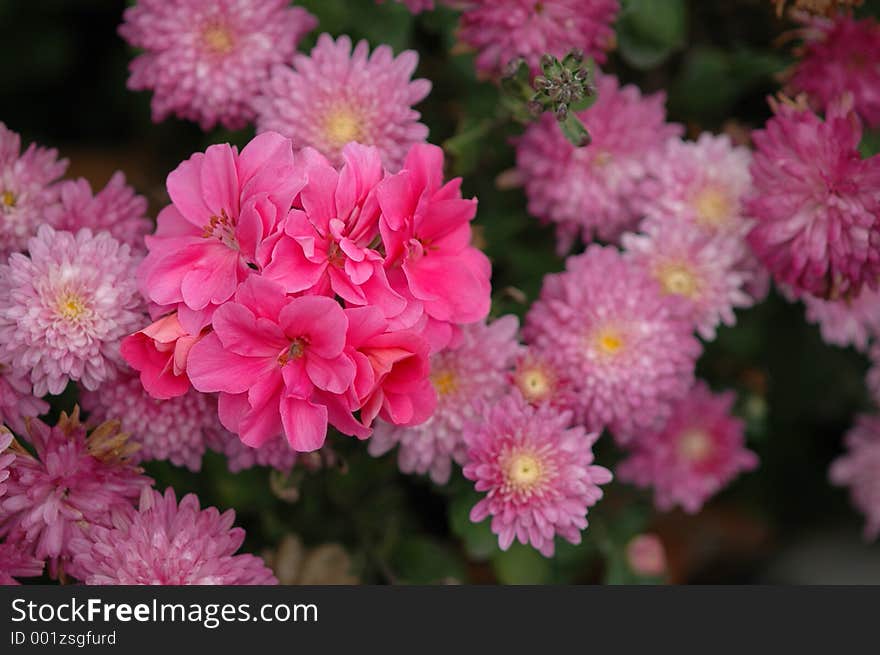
618;382;758;513
0;226;143;396
0;410;151;566
830;414;880;540
796;285;880;351
746;98;880;299
787;14;880;128
625;533;667;577
0;122;67;258
368;316;522;484
510;349;577;412
49;173;151;251
207;425;297;473
516;74;682;252
0;428;13;498
524;245;701;437
255;34;431;170
69;487;277;585
622;223;757;340
0;539;44;585
81;373;213;472
119;0;317;130
0;364;48;435
458;0;619;76
462;393;612;557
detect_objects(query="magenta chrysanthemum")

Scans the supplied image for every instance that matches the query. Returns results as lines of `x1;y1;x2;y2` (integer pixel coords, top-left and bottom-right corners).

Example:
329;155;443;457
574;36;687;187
69;487;277;585
462;393;612;557
368;316;522;484
0;364;48;435
0;428;13;498
81;373;213;472
524;245;701;437
618;382;758;513
516;74;682;252
255;34;431;170
0;539;44;585
787;14;880;128
207;425;297;473
458;0;619;76
0;410;151;565
0;226;143;396
119;0;317;130
797;285;880;351
622;223;757;340
746;99;880;299
49;173;151;251
830;414;880;540
0;122;67;258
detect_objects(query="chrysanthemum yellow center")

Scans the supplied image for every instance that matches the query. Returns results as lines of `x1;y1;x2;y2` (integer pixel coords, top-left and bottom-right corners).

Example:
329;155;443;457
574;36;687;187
594;327;624;356
656;262;700;299
517;367;551;403
693;186;731;227
202;24;235;56
506;452;543;490
56;292;88;321
431;369;458;396
1;190;15;209
323;107;364;150
677;429;713;463
592;150;613;167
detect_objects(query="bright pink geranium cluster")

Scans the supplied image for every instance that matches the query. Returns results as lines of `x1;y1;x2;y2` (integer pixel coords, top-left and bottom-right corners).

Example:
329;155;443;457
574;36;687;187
124;132;491;453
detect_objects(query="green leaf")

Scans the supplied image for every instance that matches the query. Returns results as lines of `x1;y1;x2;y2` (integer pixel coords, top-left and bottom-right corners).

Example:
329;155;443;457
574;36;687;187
393;537;467;584
491;543;552;584
448;492;498;560
617;0;686;70
860;128;880;158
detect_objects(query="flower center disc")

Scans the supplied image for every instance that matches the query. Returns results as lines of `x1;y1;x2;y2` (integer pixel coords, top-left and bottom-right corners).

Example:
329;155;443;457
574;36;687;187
324;107;364;150
507;453;543;489
677;428;713;463
694;186;730;227
657;263;699;298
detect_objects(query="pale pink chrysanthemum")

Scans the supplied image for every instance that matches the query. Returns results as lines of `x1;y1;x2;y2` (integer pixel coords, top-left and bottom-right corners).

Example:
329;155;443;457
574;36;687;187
0;538;44;585
458;0;619;76
0;428;13;498
796;285;880;352
0;410;151;566
524;245;701;438
618;382;758;513
207;425;297;473
462;393;612;557
0;122;67;258
625;533;667;577
69;487;277;585
622;223;757;340
368;316;523;484
516;74;682;252
0;363;48;435
48;173;151;252
830;414;880;540
255;34;431;170
787;14;880;129
0;226;144;396
510;349;578;412
746;98;880;299
81;373;212;472
119;0;317;130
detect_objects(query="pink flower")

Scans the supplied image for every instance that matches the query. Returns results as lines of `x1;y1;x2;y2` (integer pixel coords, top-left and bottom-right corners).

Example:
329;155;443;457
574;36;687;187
626;534;667;577
618;382;758;513
48;173;151;252
368;316;522;484
510;349;577;412
0;226;144;396
378;144;491;329
262;144;405;319
0;428;13;498
0;538;44;585
516;75;682;252
797;284;880;351
524;245;701;437
830;414;880;540
69;487;277;585
207;426;297;473
0;410;151;567
746;98;880;299
458;0;619;76
187;276;356;452
0;364;48;435
462;393;612;557
120;313;203;399
119;0;316;130
787;14;880;128
139;131;304;322
255;34;431;170
0;122;67;258
81;373;214;472
622;222;758;340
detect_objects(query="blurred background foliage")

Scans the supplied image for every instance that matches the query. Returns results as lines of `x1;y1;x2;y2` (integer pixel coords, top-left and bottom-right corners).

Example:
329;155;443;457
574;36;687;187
2;0;880;584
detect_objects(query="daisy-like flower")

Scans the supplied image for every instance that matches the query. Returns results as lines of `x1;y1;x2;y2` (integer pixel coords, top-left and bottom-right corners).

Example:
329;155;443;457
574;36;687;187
458;0;620;77
0;122;67;258
462;393;612;557
618;382;758;513
516;74;682;252
0;427;14;498
68;487;277;585
0;364;48;435
510;349;577;412
787;14;880;128
830;414;880;540
622;223;757;340
207;426;297;473
0;226;144;396
746;97;880;299
118;0;317;130
0;539;44;585
49;173;151;251
81;373;213;472
368;315;522;484
796;285;880;351
255;34;431;170
524;245;701;437
0;409;151;566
